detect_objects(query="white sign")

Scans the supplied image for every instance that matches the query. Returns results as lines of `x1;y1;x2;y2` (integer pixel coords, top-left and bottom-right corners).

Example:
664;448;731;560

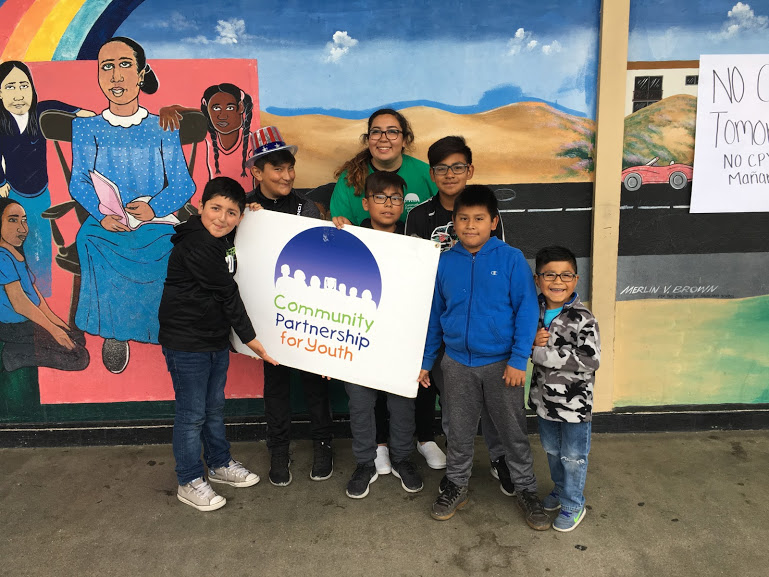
231;210;441;398
691;54;769;213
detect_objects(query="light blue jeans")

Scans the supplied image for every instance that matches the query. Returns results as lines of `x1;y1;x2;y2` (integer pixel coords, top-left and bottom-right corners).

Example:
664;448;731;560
537;417;591;513
164;347;233;485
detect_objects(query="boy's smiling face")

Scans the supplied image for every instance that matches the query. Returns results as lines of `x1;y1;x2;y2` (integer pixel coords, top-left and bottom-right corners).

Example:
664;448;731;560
453;205;498;254
251;161;295;200
430;152;474;199
362;185;404;231
535;260;579;309
198;194;243;238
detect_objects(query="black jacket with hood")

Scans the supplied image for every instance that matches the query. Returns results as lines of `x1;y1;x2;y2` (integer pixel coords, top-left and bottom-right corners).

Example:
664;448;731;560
158;215;256;352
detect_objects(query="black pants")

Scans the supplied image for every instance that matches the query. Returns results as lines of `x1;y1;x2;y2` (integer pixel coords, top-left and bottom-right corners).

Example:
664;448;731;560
375;379;440;444
263;364;333;450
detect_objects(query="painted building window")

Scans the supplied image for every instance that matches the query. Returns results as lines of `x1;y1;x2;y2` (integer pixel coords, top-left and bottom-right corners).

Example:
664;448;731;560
632;75;663;111
685;75;699;85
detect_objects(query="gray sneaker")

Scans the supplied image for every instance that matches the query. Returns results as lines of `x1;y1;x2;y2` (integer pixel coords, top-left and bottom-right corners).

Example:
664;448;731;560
542;489;562;511
209;460;260;487
177;478;226;511
431;479;469;521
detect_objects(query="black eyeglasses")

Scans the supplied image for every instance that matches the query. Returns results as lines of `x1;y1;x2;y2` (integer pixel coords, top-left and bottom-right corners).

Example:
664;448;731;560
368;128;402;140
368;193;404;205
432;163;469;175
537;272;577;282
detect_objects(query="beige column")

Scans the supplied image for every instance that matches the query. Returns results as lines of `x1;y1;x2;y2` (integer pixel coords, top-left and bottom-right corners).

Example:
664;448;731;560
591;0;631;412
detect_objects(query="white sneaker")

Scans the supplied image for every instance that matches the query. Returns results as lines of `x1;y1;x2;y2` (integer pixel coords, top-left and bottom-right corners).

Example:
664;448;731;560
417;441;447;470
177;478;226;511
209;459;260;487
374;445;392;475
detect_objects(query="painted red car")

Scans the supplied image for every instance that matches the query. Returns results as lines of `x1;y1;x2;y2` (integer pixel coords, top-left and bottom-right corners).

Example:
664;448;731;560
621;157;693;191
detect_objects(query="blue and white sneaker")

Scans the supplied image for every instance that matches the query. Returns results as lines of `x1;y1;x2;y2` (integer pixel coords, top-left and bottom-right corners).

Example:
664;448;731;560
553;506;586;532
542;489;561;511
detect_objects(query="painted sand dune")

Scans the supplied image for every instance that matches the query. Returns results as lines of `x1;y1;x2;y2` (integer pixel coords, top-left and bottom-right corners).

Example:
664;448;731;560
261;102;596;189
623;94;697;169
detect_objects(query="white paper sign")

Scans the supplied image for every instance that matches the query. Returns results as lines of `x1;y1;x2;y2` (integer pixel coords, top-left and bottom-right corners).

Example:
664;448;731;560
691;54;769;213
231;210;441;398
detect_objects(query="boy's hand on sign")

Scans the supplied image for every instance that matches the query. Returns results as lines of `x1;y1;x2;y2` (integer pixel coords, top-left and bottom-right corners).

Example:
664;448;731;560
332;216;351;229
533;328;550;348
418;369;431;388
503;366;526;387
247;202;263;211
246;338;278;366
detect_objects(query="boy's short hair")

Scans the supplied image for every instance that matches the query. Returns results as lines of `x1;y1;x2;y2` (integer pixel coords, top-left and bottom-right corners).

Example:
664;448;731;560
453;184;497;217
535;245;578;274
365;171;407;196
202;176;246;213
428;135;472;166
252;148;296;171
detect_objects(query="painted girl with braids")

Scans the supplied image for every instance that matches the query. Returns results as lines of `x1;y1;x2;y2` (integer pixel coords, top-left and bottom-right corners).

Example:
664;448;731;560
200;83;254;195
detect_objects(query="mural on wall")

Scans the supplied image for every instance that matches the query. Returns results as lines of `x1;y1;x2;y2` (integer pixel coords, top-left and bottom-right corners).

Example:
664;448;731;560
0;0;600;422
616;0;769;407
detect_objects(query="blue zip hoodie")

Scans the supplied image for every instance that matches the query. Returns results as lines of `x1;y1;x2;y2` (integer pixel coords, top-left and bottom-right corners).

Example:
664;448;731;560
422;236;539;371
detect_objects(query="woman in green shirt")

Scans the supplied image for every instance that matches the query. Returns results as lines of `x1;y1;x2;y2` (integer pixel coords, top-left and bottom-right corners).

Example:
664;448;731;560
330;109;437;226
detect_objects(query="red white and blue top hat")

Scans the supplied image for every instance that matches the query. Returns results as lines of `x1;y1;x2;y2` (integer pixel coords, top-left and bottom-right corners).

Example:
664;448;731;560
245;125;298;168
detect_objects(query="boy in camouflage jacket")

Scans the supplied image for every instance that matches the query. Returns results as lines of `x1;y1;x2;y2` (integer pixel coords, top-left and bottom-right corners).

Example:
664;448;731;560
530;246;600;532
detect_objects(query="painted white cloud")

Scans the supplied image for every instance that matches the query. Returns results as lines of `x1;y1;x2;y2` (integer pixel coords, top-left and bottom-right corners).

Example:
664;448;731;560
144;11;198;31
183;18;252;45
508;27;562;56
325;31;358;63
712;2;768;40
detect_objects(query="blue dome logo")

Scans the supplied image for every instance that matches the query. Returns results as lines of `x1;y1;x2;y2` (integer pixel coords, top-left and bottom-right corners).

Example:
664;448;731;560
274;227;382;307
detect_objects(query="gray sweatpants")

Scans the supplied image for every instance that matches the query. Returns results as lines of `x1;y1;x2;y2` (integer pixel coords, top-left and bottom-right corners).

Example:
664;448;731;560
345;382;415;465
441;354;537;492
432;347;505;461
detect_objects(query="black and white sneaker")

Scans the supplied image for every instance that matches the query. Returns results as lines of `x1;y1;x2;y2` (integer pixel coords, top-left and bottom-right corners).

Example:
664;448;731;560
431;479;469;520
269;448;292;487
490;456;516;496
310;440;333;481
391;459;423;493
346;464;378;499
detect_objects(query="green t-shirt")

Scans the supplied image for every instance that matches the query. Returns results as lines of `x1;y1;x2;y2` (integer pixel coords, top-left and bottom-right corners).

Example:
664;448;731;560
330;154;438;225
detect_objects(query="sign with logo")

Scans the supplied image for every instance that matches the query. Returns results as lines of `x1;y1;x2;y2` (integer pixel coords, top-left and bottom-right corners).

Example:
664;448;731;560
691;53;769;213
231;210;441;398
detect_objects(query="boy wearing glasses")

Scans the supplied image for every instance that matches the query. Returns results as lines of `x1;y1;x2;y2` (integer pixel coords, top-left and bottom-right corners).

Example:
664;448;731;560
530;246;600;532
405;136;513;495
419;185;550;530
344;171;423;498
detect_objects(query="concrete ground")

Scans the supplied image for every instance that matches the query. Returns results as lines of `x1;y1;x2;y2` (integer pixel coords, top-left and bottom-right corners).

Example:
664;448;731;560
2;430;767;577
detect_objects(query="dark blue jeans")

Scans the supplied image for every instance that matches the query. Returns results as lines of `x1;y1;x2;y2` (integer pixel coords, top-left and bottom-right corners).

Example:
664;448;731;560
164;347;233;485
537;416;591;513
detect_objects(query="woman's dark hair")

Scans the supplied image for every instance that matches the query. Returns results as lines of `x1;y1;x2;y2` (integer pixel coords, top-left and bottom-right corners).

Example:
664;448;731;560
334;108;415;197
0;197;25;256
0;61;39;137
104;37;159;95
201;83;253;177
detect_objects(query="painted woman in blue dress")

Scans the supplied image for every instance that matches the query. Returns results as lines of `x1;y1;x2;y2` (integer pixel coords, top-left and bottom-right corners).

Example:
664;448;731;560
69;37;195;373
0;61;95;297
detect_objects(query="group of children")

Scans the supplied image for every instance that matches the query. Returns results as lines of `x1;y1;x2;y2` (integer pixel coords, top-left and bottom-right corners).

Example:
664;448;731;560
158;126;601;534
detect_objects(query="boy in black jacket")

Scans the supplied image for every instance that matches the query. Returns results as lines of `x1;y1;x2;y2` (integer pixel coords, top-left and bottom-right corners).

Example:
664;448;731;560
159;177;276;512
244;126;335;486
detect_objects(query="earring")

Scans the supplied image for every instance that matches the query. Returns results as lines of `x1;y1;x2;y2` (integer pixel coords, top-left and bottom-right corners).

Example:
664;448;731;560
139;81;144;87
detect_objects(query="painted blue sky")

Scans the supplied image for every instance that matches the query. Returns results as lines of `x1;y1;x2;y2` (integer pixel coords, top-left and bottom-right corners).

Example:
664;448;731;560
116;0;600;117
629;1;769;60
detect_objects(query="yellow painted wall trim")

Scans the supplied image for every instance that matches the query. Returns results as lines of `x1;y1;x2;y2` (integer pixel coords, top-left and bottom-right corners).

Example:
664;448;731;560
591;0;631;412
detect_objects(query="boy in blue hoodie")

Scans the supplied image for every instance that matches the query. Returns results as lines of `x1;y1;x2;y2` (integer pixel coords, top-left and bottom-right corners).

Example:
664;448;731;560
418;185;550;530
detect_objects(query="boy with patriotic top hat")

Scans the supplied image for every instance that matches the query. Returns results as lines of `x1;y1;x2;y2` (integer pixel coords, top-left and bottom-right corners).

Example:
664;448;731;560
244;126;333;485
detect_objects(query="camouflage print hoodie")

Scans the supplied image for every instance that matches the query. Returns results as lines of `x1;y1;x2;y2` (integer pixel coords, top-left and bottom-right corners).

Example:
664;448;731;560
529;293;600;423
